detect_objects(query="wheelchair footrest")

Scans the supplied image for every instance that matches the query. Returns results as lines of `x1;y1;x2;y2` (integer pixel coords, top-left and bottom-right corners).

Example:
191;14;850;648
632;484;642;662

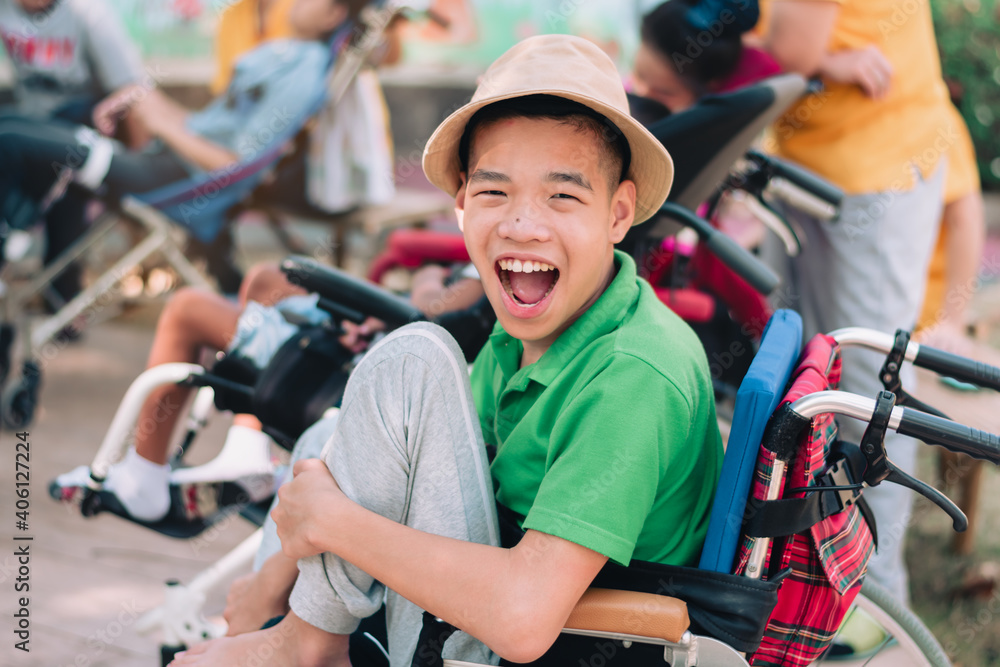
49;477;275;538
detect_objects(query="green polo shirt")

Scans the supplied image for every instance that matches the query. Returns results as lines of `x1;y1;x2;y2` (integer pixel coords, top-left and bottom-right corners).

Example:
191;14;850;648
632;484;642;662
470;250;722;567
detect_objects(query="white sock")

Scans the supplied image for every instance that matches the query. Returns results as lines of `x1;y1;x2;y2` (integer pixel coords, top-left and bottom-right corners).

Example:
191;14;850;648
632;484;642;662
170;425;274;485
104;448;171;522
55;449;171;522
72;127;114;190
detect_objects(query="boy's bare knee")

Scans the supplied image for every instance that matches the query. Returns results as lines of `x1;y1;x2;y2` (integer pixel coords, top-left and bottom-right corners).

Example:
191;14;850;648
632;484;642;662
373;322;464;368
159;287;210;329
241;262;302;306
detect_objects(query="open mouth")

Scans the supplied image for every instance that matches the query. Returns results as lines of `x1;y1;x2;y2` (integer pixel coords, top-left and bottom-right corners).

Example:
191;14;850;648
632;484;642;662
496;259;560;307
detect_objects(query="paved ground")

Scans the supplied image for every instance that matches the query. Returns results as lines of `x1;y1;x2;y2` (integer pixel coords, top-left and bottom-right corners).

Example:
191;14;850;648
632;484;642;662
0;301;258;667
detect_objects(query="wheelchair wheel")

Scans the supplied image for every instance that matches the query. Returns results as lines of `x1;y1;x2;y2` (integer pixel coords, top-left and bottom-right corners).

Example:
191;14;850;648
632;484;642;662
0;322;14;388
1;361;41;430
813;579;950;666
2;383;37;430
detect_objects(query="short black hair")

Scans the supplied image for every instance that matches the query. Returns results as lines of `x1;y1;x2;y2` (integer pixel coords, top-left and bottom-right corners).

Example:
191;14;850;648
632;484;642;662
458;94;632;193
640;0;743;96
337;0;370;19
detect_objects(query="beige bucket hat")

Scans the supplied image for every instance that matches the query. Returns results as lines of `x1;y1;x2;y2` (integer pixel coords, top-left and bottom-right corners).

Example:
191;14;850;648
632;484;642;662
422;33;674;225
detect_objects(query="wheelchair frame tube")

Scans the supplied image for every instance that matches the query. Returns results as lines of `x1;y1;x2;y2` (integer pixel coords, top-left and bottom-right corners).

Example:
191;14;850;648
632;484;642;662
829;327;918;362
135;529;263;643
743;457;786;580
89;363;205;483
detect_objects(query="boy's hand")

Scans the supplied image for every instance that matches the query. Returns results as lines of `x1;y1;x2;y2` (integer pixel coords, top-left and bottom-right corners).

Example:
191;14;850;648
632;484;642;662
338;316;385;353
272;458;347;560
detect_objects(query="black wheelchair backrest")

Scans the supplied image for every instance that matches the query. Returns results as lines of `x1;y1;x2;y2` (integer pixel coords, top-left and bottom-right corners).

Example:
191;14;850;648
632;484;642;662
652;73;807;211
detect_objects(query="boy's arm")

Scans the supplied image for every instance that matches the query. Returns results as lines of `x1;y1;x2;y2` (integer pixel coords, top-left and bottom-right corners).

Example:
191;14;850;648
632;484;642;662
274;459;607;663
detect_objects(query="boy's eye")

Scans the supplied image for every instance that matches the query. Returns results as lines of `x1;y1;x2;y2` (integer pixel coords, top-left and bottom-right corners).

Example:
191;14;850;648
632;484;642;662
476;190;506;197
552;193;579;201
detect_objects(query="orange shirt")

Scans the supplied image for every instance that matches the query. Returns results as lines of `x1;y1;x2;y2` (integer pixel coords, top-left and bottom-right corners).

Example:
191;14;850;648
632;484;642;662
759;0;952;194
210;0;295;95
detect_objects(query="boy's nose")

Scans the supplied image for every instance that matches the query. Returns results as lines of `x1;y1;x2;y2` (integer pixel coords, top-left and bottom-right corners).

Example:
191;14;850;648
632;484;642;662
497;204;550;243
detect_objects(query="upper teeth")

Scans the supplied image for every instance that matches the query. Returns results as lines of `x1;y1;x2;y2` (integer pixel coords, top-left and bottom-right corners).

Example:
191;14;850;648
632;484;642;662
499;259;555;273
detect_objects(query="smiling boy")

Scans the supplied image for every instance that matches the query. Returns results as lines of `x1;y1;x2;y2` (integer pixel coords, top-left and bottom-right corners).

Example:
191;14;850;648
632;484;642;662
170;34;721;667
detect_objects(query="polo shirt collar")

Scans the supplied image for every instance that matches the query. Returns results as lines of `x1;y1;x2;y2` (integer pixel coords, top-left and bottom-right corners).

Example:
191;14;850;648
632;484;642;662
487;250;639;389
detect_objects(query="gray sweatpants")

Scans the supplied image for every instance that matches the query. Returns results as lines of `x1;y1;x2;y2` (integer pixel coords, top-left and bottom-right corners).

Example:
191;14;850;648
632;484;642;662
283;322;501;666
769;164;945;605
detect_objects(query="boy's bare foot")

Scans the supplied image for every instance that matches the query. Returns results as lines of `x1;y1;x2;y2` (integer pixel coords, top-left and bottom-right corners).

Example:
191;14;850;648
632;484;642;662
168;612;351;667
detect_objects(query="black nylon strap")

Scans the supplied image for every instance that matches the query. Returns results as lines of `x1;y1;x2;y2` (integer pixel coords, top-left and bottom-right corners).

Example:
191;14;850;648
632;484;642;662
410;612;457;667
856;495;878;549
743;442;868;538
743;491;831;538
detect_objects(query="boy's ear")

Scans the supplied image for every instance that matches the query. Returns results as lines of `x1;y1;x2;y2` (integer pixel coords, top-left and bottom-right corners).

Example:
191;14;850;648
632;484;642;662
454;173;468;232
608;179;637;244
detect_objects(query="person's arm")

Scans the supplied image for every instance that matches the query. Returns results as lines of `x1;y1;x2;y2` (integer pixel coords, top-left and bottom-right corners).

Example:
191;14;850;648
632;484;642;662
763;1;840;76
136;89;238;171
273;459;607;663
765;1;893;99
920;191;986;352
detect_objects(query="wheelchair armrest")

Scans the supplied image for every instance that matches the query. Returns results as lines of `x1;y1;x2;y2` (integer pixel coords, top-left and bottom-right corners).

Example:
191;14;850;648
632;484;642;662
564;588;690;644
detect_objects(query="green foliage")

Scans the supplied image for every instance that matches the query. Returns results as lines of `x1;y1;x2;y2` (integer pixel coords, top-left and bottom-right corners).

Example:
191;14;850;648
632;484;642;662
933;0;1000;191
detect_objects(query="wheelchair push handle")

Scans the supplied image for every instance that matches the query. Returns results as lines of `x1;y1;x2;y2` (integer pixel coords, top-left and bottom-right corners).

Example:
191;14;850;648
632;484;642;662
280;256;425;328
896;407;1000;464
787;390;1000;531
658;202;781;296
746;149;843;217
790;390;1000;466
830;327;1000;393
913;344;1000;392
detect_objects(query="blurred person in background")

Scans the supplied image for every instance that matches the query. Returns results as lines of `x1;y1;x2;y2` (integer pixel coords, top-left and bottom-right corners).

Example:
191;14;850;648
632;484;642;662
211;0;295;96
757;0;953;644
915;101;986;359
0;0;146;316
0;0;370;299
631;0;773;116
199;0;402;293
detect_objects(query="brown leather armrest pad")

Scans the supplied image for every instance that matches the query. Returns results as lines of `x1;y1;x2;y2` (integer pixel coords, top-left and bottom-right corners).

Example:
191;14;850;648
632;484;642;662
564;588;690;644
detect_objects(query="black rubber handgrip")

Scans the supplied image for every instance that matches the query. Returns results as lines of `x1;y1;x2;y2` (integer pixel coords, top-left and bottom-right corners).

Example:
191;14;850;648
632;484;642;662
659;202;780;296
747;150;843;207
897;408;1000;464
280;256;424;328
913;345;1000;392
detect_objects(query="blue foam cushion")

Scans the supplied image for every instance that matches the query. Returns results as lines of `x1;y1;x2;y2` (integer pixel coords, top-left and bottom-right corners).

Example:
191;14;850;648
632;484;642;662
698;309;802;572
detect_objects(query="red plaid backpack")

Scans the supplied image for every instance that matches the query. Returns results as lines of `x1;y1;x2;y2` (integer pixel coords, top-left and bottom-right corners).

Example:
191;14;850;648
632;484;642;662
734;333;876;666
